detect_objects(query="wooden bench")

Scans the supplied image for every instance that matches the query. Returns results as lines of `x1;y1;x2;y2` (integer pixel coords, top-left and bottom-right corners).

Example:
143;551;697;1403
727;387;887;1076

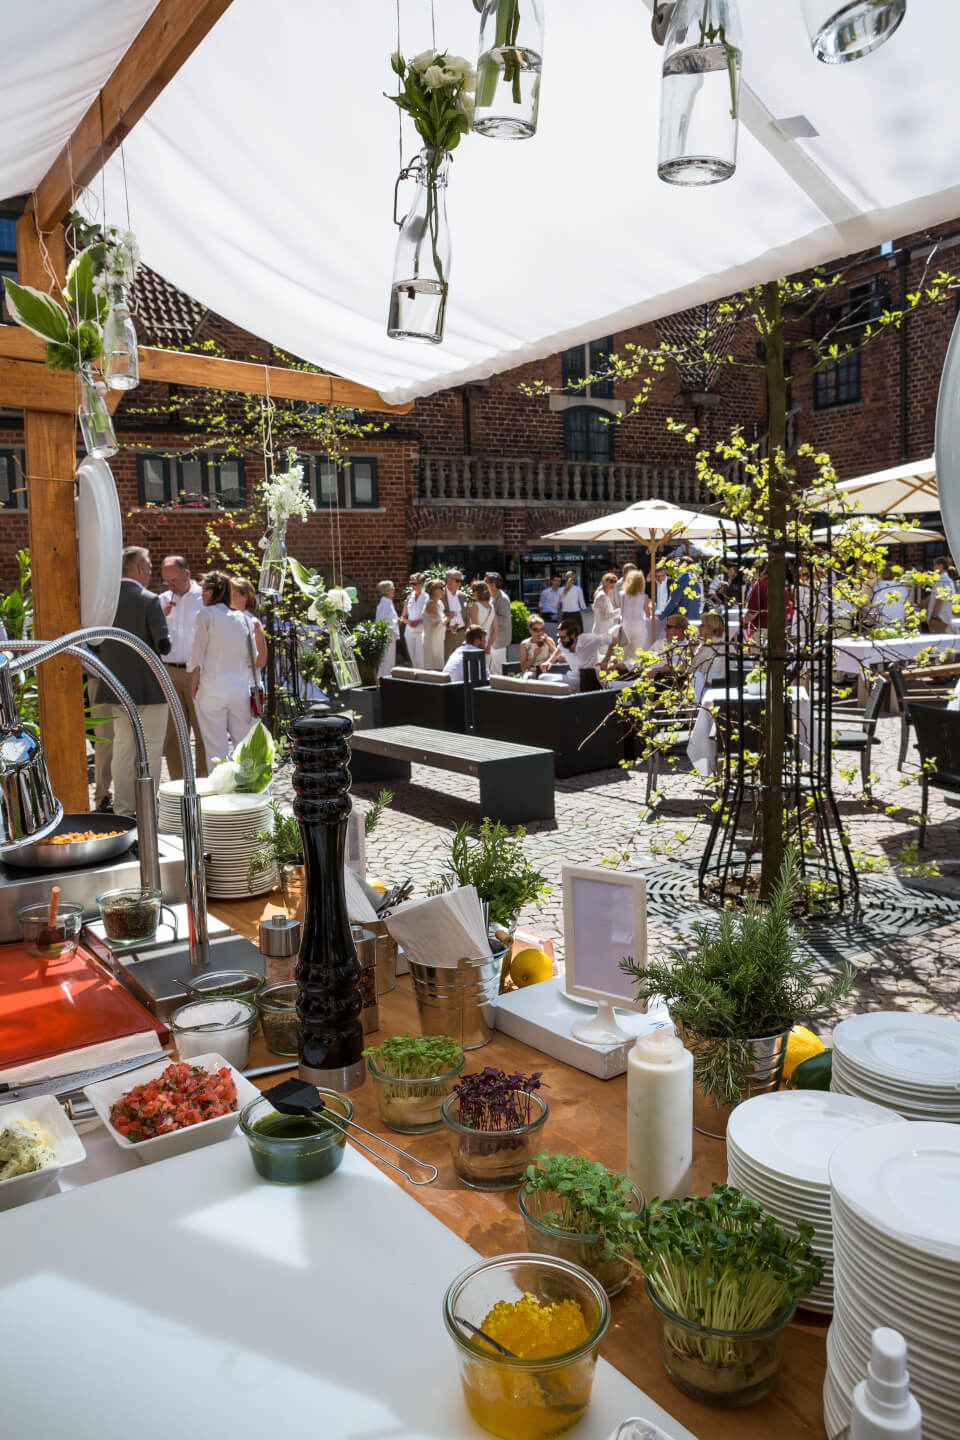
349;725;555;823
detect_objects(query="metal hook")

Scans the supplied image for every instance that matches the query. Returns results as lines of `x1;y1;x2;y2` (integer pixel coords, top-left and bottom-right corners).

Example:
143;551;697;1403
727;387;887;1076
393;159;422;228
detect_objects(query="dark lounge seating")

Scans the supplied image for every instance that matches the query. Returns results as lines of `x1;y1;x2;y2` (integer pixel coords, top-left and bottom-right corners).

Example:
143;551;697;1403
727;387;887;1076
911;703;960;848
379;671;467;733
472;674;623;777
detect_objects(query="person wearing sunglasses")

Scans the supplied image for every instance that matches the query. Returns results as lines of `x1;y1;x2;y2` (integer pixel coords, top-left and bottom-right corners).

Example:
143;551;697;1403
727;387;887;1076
520;614;557;673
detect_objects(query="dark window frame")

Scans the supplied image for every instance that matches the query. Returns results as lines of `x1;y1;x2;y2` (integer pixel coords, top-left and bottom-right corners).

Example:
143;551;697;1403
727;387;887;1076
813;350;860;410
0;447;27;510
560;335;615;400
563;406;614;464
307;454;379;510
136;452;246;508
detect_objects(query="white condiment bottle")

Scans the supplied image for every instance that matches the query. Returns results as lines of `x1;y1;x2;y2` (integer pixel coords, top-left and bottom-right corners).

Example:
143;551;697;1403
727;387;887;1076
835;1328;922;1440
626;1027;692;1203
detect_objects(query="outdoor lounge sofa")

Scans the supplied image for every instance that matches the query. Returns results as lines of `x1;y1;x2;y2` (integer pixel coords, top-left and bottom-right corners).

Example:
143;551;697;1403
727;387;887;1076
472;673;623;777
379;669;468;733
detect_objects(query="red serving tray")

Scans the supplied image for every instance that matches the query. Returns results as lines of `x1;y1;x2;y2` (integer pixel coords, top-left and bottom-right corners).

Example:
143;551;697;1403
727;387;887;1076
0;942;166;1069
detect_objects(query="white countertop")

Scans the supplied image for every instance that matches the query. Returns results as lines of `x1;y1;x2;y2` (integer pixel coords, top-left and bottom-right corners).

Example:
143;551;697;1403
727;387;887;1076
0;1132;699;1440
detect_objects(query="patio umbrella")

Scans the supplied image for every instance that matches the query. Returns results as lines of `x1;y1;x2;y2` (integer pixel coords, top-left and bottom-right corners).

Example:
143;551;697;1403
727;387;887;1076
812;518;943;546
819;458;939;516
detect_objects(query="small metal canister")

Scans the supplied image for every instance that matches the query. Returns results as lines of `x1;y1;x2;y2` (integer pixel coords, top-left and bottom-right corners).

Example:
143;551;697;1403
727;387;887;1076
367;917;398;995
351;923;379;1033
259;913;301;985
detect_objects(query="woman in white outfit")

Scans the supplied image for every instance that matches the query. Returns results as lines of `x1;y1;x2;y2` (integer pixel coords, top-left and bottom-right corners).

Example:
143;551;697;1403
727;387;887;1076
189;572;259;766
620;569;652;659
468;581;497;660
558;570;587;632
400;572;427;669
421;580;447;670
592;572;621;637
375;580;400;677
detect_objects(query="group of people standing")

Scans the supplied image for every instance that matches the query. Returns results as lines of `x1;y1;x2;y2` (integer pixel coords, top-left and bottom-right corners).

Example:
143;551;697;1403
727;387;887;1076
372;570;512;677
95;548;266;816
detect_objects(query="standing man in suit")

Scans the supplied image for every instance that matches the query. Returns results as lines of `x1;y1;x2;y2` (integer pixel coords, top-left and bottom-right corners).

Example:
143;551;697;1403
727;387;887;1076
442;569;465;659
96;546;171;817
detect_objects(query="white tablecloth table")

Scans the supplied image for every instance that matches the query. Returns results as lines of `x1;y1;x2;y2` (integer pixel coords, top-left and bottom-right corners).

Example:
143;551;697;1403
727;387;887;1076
834;633;959;674
687;685;812;776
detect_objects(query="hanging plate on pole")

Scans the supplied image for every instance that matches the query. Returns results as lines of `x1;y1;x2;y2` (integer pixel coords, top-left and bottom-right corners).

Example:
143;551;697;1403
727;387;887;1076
76;454;122;628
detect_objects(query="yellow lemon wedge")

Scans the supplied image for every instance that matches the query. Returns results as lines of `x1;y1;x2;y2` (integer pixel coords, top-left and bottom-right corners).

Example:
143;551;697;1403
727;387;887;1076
367;877;387;894
509;948;553;988
783;1024;825;1081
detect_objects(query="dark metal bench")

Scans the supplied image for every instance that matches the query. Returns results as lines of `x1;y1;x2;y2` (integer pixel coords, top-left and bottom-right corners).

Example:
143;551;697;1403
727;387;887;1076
350;725;555;823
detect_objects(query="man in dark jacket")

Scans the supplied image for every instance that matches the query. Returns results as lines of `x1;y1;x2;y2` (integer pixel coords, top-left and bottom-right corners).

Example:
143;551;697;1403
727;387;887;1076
97;546;170;816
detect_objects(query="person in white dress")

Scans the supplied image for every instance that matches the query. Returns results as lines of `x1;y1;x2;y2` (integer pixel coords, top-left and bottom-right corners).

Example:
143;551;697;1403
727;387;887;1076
592;572;621;637
558;571;587;631
484;571;511;676
468;581;497;660
927;556;956;634
400;572;427;669
620;568;652;660
375;581;401;677
189;572;259;766
422;580;447;670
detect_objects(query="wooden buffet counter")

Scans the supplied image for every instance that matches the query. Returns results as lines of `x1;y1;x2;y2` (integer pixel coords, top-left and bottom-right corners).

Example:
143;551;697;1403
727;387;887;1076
214;895;829;1440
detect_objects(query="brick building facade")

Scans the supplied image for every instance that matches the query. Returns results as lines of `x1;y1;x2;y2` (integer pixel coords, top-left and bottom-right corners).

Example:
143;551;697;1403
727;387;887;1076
0;219;957;610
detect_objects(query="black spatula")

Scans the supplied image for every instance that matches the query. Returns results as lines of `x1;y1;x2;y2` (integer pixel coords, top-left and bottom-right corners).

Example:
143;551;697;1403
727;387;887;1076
261;1078;437;1186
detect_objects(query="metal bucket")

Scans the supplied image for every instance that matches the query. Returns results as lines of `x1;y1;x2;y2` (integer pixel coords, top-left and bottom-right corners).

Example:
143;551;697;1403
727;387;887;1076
368;918;398;995
410;945;504;1050
689;1030;790;1140
352;924;379;1034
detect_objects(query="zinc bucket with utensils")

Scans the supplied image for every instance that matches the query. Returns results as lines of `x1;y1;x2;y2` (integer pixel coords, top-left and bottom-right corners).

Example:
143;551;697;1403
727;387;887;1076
410;943;505;1050
368;918;398;996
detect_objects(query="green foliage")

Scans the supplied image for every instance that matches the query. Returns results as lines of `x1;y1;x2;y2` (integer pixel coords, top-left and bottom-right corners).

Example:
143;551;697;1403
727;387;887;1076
388;50;474;155
247;803;302;885
352;618;391;685
363;788;393;837
363;1032;463;1079
622;849;853;1106
510;599;530;645
3;278;70;344
64;248;107;326
448;818;550;928
229;721;275;792
522;1152;641;1261
630;1185;823;1332
45;322;102;371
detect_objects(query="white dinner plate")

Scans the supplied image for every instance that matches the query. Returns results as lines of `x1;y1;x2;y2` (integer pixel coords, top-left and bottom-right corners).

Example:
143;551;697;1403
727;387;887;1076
726;1090;901;1186
832;1013;960;1086
829;1121;960;1261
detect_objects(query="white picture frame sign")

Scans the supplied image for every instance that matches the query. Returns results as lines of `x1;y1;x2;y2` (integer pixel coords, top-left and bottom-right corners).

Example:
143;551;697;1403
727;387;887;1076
562;864;648;1046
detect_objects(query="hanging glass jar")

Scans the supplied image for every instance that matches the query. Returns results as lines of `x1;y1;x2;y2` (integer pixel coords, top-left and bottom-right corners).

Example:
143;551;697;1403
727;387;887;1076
77;365;118;460
658;0;741;186
102;284;139;390
327;617;362;691
474;0;545;139
800;0;905;64
388;148;451;345
258;520;288;599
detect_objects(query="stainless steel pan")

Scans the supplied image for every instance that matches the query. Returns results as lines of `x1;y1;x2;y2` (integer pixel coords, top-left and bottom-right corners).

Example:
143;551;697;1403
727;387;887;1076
3;813;137;870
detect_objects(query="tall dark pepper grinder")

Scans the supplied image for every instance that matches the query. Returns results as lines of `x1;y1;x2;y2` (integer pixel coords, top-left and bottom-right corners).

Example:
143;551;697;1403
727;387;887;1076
291;702;365;1091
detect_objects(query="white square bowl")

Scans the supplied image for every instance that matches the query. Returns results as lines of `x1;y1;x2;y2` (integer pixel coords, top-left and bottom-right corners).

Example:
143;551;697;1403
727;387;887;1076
83;1053;260;1165
0;1095;87;1210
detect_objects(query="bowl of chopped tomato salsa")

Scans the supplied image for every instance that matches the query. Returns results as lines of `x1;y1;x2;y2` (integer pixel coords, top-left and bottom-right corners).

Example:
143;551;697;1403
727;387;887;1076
83;1054;261;1165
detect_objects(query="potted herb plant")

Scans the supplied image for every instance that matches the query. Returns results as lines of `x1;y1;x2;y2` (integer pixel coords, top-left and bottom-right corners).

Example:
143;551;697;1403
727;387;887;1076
248;804;304;919
345;617;391;728
519;1152;646;1297
447;819;550;933
363;1033;465;1133
630;1185;822;1406
441;1066;547;1190
622;850;852;1137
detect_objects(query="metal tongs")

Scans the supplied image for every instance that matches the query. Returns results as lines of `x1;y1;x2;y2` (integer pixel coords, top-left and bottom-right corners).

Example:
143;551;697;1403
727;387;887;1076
375;876;414;916
262;1078;438;1187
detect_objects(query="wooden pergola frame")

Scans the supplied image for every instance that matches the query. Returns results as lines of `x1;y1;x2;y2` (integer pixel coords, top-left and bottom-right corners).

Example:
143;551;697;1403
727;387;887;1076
6;0;411;808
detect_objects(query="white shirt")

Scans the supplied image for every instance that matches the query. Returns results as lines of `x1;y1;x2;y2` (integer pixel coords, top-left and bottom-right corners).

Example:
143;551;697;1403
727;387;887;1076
405;589;428;623
555;632;607;690
445;586;464;630
559;584;586;613
655;578;669;611
159;580;204;664
539;585;561;615
443;643;485;681
929;572;955;623
375;596;400;636
188;603;254;692
593;589;620;636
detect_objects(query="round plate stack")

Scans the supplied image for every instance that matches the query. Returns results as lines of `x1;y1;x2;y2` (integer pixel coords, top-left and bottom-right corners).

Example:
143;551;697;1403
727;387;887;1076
158;781;278;899
726;1090;901;1313
826;1122;960;1440
830;1012;960;1120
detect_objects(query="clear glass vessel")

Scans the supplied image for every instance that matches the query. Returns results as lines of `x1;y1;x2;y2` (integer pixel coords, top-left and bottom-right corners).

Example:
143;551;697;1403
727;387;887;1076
388;148;451;345
658;0;741;186
518;1181;645;1297
474;0;545;139
78;365;118;459
102;285;139;391
327;616;362;690
258;521;288;598
801;0;905;64
367;1051;466;1134
441;1091;548;1190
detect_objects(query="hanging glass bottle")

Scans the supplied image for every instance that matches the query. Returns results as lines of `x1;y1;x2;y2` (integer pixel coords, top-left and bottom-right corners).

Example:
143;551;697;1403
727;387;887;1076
102;284;139;390
474;0;545;139
327;617;362;691
77;365;118;460
388;148;451;345
801;0;905;65
658;0;741;186
258;520;288;599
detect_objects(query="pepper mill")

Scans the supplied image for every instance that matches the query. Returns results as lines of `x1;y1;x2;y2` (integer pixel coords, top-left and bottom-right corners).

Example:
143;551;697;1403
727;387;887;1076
291;702;365;1091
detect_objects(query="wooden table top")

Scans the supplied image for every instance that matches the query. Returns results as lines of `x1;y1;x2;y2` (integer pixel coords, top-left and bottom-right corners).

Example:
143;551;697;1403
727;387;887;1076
214;894;829;1440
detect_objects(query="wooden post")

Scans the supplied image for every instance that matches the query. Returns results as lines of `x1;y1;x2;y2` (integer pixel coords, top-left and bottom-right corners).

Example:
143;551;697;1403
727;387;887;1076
16;214;89;812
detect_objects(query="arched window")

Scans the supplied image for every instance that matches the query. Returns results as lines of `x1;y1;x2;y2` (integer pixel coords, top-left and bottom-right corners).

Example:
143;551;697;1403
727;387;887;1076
564;406;613;463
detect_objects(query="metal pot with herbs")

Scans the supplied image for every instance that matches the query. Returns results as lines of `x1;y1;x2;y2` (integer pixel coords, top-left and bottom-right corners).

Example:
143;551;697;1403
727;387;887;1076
441;1066;547;1190
364;1033;465;1134
519;1152;646;1298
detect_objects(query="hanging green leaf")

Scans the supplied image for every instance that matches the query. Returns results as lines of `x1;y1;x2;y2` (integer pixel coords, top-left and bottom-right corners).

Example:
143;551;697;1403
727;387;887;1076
288;555;325;598
65;247;107;325
3;278;71;344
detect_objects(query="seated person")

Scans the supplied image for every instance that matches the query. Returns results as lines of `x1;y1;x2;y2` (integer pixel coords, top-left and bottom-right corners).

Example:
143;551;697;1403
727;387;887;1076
542;621;614;692
521;614;557;673
690;612;728;701
645;614;700;698
442;625;488;682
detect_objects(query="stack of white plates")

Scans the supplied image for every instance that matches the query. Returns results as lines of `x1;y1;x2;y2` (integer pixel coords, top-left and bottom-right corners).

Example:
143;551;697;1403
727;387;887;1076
831;1012;960;1121
157;777;215;833
158;782;278;899
726;1091;900;1313
827;1122;960;1440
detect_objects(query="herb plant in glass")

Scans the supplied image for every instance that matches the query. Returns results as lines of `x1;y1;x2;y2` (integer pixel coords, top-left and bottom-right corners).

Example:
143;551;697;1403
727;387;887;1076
630;1184;822;1406
442;1067;548;1190
363;1033;465;1134
520;1152;646;1297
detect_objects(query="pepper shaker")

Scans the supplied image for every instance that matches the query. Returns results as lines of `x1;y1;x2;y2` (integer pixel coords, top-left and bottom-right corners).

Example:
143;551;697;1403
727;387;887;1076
259;913;301;986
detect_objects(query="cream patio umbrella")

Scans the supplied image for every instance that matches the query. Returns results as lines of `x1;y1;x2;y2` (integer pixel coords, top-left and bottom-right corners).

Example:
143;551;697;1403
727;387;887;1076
823;458;939;517
812;517;944;546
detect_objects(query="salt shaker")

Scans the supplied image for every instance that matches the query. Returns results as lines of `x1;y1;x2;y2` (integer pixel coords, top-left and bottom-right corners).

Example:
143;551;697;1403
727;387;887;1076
259;913;301;986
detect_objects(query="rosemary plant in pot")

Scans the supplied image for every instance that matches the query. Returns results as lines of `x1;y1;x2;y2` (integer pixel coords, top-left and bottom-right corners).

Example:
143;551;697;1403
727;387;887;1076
519;1152;645;1297
631;1185;822;1406
441;1066;547;1190
446;819;550;936
249;804;304;920
622;850;852;1137
363;1033;465;1134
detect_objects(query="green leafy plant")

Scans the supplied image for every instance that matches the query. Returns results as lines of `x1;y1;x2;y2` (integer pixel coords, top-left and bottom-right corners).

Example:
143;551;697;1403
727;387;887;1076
630;1185;822;1332
622;849;852;1107
522;1152;642;1262
297;645;327;689
247;803;302;887
510;599;530;644
363;1033;463;1081
351;618;391;685
364;788;393;837
448;818;550;928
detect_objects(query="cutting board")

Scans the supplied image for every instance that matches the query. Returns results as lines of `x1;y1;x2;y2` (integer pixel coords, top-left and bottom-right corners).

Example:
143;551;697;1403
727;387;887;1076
0;942;165;1067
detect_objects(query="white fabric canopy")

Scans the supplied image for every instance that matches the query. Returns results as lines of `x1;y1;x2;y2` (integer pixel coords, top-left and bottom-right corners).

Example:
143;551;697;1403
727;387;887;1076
828;458;939;515
7;1;960;405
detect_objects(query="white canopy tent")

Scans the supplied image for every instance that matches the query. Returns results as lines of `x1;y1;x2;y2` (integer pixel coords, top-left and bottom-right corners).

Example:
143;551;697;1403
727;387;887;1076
6;1;960;405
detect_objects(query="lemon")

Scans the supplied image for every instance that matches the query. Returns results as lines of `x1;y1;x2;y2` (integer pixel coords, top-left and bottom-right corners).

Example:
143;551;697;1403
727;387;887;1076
367;877;387;894
509;948;553;988
783;1024;825;1081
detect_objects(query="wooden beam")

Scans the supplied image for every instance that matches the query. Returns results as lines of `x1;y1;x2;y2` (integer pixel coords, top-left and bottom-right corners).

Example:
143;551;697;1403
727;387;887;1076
16;216;89;812
32;0;234;232
0;331;409;414
0;358;76;412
